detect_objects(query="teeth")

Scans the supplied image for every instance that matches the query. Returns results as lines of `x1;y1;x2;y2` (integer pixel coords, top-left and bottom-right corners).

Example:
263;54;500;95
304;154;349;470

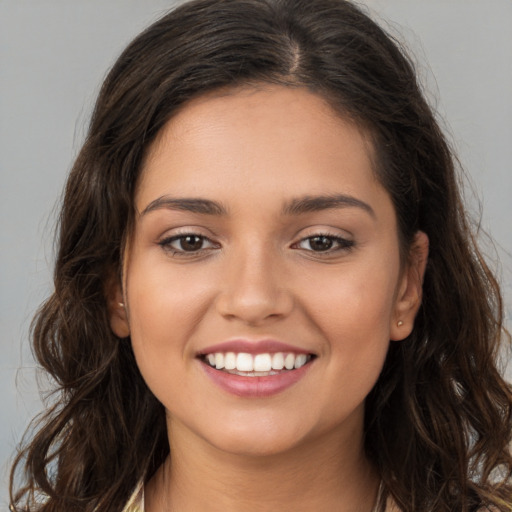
294;354;307;369
284;353;295;370
271;352;284;370
215;353;224;370
204;351;311;373
224;352;236;370
254;353;272;372
236;353;254;372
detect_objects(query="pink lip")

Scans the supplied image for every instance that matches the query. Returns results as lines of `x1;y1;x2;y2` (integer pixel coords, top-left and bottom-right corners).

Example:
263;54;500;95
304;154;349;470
200;360;314;398
197;339;313;356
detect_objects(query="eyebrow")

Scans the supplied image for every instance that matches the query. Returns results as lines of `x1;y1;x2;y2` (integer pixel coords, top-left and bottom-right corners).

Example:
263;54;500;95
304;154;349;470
140;193;375;218
140;196;227;216
283;194;375;218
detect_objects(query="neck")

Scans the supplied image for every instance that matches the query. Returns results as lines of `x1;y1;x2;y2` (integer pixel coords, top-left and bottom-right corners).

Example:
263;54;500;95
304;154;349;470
145;418;380;512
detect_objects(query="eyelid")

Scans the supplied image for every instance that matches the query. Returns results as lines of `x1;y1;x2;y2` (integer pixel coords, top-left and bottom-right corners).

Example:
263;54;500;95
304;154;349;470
157;230;221;256
155;226;354;257
156;225;218;244
291;230;355;254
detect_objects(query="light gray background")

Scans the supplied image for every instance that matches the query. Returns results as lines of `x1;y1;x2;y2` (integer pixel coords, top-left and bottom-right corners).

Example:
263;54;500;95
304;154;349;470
1;0;511;507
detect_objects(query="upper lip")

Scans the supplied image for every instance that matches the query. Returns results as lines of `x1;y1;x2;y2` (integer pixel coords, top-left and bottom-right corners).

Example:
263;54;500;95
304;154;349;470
197;339;315;356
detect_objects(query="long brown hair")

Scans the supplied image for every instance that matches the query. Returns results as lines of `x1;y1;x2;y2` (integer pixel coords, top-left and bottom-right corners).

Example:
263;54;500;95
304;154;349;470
10;0;512;510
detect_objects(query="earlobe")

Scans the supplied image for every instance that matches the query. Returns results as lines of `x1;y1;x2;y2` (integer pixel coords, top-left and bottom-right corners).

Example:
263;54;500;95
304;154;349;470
107;278;130;339
390;231;429;341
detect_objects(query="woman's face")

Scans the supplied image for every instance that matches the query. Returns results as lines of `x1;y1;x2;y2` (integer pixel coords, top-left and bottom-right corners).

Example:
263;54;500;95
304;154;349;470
111;85;426;457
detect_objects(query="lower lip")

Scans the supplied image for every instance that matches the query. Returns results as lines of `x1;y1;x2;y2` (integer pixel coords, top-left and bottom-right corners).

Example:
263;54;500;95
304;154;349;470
200;360;313;397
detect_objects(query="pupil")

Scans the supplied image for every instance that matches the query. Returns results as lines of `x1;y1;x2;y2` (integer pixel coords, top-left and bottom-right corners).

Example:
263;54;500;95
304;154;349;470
181;235;202;251
310;236;333;251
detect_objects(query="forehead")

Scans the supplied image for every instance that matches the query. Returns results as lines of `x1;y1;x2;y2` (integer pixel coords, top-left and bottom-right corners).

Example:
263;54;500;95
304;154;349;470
136;85;382;211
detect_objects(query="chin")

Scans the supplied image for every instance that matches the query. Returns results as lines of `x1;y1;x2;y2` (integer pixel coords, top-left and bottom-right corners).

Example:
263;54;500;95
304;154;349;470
210;434;306;459
193;416;312;458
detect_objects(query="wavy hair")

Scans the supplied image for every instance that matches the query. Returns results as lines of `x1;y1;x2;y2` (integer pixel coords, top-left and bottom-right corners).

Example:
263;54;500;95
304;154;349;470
10;0;512;510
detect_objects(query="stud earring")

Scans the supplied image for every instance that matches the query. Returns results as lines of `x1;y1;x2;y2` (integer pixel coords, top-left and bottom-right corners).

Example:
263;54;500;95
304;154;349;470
397;320;404;327
118;302;125;308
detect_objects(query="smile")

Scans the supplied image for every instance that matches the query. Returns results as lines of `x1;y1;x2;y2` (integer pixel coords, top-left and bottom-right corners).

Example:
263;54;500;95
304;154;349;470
202;352;313;376
197;341;316;397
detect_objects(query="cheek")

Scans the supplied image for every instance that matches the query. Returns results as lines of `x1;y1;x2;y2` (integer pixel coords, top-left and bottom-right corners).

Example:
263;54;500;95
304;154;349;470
301;261;399;379
127;255;212;338
124;252;235;407
126;276;202;416
303;262;398;334
124;258;207;387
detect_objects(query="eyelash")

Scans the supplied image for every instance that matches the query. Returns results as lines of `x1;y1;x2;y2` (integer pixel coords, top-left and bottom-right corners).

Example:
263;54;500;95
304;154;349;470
157;232;355;257
292;233;355;254
158;233;219;256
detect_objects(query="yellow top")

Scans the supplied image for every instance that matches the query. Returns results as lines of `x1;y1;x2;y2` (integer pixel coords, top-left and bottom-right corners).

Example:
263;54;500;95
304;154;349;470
120;481;401;511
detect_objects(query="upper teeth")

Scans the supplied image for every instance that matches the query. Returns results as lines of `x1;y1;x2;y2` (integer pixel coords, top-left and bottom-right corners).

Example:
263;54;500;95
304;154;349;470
205;352;310;372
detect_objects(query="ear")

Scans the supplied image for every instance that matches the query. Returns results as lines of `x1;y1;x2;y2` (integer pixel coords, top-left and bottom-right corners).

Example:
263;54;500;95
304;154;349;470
390;231;429;341
106;274;130;339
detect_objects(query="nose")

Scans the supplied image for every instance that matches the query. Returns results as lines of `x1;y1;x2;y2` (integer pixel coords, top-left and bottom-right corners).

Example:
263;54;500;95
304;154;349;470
215;245;294;326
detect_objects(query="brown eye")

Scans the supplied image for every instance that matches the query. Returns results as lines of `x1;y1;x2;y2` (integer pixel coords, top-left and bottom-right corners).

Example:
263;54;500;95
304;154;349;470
308;236;334;252
159;233;218;255
179;235;204;251
295;234;355;253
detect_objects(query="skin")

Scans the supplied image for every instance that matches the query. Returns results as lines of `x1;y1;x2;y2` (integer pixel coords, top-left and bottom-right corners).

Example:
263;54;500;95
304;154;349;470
110;85;428;511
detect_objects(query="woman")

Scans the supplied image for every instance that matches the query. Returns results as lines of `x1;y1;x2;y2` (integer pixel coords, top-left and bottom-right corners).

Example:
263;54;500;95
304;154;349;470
9;0;512;510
